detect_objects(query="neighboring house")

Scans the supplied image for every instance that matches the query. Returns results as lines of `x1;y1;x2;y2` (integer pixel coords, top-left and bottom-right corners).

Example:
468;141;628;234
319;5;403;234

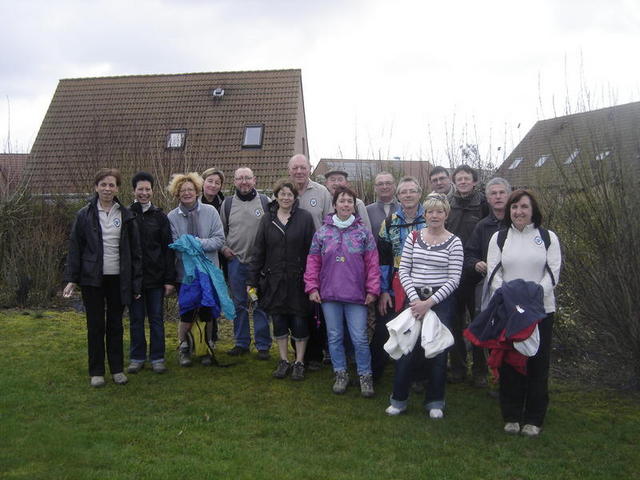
27;69;309;196
0;153;28;196
496;102;640;189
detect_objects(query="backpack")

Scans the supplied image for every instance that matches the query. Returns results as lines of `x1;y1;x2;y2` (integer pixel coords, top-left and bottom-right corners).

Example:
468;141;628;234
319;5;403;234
486;227;556;289
222;194;270;235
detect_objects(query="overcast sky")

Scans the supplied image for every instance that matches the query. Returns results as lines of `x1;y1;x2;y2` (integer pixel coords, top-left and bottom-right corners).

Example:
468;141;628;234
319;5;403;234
2;0;639;167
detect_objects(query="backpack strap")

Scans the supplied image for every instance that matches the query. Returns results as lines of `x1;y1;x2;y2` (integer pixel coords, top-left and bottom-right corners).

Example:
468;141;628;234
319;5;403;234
486;229;508;288
222;197;233;236
258;193;270;212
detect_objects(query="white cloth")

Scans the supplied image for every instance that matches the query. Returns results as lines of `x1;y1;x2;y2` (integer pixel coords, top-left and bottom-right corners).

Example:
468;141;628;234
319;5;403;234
513;324;540;357
384;308;454;359
421;309;454;358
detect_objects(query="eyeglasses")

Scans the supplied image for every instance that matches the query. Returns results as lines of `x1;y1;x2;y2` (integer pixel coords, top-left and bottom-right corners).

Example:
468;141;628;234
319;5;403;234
234;176;254;182
398;189;420;195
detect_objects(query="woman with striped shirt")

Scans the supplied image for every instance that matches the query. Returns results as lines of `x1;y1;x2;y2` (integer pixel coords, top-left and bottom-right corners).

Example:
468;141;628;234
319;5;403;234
385;193;463;419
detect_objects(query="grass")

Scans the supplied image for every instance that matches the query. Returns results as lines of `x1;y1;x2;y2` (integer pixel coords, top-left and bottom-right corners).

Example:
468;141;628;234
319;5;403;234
1;309;639;480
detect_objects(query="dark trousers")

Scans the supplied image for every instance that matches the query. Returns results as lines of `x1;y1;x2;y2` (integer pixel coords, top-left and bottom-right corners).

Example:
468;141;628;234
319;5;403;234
81;275;125;377
499;314;554;427
371;302;392;381
129;287;165;363
180;307;218;343
303;304;325;363
450;279;488;378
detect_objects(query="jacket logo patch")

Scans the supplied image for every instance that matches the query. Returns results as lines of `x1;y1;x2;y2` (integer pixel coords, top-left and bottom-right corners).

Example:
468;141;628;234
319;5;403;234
534;236;543;245
335;256;345;262
113;218;121;228
255;208;262;217
516;305;525;313
310;198;318;207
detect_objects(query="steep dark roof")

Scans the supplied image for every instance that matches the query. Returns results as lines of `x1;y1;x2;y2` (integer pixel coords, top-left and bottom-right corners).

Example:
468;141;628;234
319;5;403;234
28;69;308;194
497;102;640;189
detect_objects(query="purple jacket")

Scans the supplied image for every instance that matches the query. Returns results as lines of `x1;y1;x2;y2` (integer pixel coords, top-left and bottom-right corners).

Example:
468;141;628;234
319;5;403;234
304;215;380;305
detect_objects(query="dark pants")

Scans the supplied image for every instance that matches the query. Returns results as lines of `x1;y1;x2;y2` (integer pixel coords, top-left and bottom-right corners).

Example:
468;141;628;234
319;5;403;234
81;275;125;377
371;300;393;381
303;304;325;363
499;314;554;427
450;279;488;379
180;307;218;343
129;287;165;363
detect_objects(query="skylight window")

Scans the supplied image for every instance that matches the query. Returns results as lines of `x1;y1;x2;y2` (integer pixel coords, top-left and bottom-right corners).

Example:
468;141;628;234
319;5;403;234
595;150;611;161
166;130;187;150
534;155;551;167
564;149;580;165
242;124;264;148
508;157;524;169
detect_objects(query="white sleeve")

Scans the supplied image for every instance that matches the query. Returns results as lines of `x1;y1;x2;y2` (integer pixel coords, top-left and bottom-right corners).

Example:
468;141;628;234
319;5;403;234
485;231;503;299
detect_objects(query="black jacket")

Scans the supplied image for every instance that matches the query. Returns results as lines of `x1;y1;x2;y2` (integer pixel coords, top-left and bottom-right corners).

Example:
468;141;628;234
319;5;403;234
130;202;176;289
64;196;143;304
247;199;315;316
446;189;489;246
463;212;502;284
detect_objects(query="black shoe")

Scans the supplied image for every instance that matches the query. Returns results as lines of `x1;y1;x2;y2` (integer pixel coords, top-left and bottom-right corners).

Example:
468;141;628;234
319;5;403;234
257;349;270;361
290;362;305;381
273;360;291;379
201;354;213;366
227;345;249;356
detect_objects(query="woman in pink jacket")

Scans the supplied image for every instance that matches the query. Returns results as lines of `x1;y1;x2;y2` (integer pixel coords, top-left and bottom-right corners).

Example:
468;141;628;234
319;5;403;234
304;186;380;398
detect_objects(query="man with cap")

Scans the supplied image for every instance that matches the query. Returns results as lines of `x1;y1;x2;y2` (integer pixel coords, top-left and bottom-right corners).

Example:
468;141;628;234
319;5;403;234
323;169;372;231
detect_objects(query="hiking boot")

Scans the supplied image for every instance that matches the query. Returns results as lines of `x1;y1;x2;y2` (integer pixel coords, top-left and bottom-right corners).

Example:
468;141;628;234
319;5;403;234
257;349;270;361
126;361;144;374
290;361;305;381
429;408;444;419
90;376;106;388
227;345;249;356
201;354;213;366
360;374;374;398
521;424;541;437
179;341;192;367
152;360;167;374
504;422;520;434
385;405;406;416
332;371;349;394
112;372;128;385
273;360;291;379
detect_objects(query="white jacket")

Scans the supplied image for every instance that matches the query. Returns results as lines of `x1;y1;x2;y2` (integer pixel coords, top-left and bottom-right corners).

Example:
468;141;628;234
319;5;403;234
384;308;454;359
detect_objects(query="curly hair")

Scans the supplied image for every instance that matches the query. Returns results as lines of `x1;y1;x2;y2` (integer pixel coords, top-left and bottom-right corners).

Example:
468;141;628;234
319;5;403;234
167;172;204;199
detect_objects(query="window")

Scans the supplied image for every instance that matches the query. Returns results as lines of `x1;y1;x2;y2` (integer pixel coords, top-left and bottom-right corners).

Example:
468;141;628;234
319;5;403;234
242;124;264;148
565;149;580;165
508;157;524;169
595;150;611;161
534;155;551;167
166;130;187;150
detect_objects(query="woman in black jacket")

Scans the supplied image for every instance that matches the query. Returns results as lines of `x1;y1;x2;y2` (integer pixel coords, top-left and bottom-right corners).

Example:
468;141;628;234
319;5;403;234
247;179;315;380
63;168;142;388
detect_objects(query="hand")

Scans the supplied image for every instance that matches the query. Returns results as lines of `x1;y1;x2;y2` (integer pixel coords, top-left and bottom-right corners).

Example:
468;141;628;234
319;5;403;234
409;298;433;319
222;247;235;259
309;290;321;304
475;261;487;274
134;294;142;300
377;292;392;316
63;282;76;298
365;293;377;305
164;284;175;296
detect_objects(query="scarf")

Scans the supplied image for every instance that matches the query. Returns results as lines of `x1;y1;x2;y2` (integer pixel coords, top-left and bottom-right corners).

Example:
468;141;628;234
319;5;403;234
236;188;257;202
179;201;200;236
332;214;355;229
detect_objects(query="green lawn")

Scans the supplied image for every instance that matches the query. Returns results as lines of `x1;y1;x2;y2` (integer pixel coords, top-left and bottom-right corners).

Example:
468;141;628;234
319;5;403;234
1;310;638;480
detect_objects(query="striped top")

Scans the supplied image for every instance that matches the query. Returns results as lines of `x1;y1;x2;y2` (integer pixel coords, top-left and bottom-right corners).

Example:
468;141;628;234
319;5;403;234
398;230;463;305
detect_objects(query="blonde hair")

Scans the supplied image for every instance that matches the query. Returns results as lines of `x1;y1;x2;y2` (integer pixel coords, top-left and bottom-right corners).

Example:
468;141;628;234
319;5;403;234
201;168;225;184
423;193;450;216
167;172;204;199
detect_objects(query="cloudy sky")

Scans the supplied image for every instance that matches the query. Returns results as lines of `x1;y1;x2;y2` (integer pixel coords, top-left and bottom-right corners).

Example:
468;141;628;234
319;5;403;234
1;0;639;167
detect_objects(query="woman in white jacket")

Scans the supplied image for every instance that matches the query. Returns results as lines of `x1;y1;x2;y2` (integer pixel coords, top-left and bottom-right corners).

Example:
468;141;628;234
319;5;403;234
486;189;561;437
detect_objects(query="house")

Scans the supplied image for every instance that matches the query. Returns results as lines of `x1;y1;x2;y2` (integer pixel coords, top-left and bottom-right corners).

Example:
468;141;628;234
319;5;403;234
26;69;309;196
496;102;640;189
0;153;28;197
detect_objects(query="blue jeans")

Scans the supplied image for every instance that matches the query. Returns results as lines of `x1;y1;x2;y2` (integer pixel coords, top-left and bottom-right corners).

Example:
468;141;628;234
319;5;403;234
228;258;271;350
390;294;454;411
129;287;165;363
322;301;371;375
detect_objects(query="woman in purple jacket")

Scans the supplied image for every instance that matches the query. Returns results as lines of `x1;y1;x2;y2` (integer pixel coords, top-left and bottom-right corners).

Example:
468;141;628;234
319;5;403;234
304;186;380;398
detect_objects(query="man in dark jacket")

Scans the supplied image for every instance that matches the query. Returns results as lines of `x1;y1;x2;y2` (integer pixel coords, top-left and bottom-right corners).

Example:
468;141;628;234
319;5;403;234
126;172;176;374
446;164;490;386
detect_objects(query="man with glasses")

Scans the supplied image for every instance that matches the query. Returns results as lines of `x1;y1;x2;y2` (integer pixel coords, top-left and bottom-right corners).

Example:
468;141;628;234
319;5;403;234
429;166;456;198
220;167;272;359
366;172;397;237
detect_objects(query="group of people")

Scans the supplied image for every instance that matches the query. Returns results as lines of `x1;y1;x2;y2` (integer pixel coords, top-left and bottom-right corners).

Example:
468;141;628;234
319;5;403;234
63;153;561;437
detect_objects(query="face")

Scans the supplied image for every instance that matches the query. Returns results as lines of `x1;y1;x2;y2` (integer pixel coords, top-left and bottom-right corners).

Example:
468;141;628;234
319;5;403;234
426;206;447;228
134;180;153;204
203;174;222;198
234;168;256;195
325;174;347;195
430;172;451;194
453;171;477;196
179;181;197;207
276;186;295;209
289;156;310;184
95;175;119;204
334;192;355;219
374;174;395;201
486;184;509;213
510;195;533;230
397;181;421;210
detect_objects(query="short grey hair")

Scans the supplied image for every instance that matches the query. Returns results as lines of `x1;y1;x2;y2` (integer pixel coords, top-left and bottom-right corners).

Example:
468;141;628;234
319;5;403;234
396;176;422;195
485;177;512;195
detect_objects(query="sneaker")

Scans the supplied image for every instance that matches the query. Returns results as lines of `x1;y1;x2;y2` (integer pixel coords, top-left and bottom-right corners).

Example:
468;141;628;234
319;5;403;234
152;361;167;374
429;408;444;419
226;345;249;356
257;349;270;361
307;360;322;371
290;361;305;381
90;376;106;388
359;374;374;398
504;422;520;434
112;372;128;385
521;424;541;437
385;405;406;416
179;341;192;367
272;360;291;379
332;371;349;394
201;354;213;366
126;361;144;374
